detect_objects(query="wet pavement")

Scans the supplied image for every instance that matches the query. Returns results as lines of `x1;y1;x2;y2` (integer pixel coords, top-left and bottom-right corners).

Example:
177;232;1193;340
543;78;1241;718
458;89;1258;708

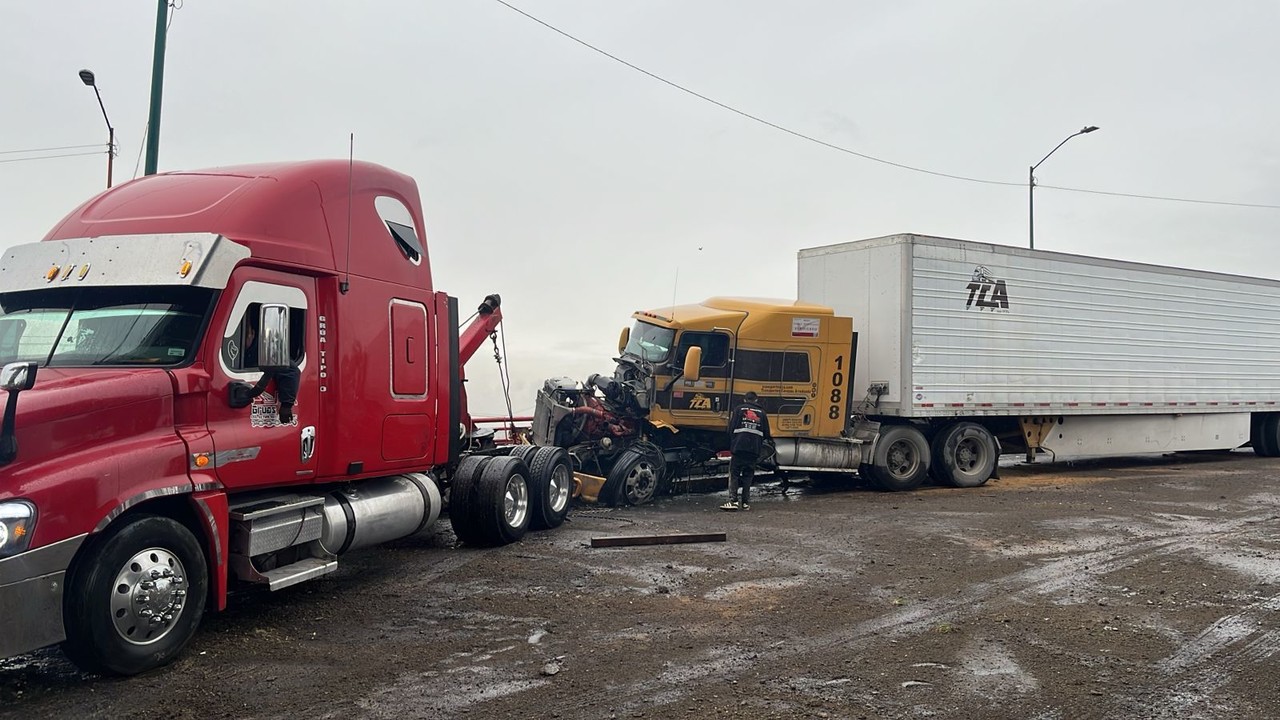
3;450;1279;719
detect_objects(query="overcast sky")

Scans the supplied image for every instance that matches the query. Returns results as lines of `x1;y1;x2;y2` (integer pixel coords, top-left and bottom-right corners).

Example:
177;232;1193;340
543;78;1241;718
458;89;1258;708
3;1;1278;416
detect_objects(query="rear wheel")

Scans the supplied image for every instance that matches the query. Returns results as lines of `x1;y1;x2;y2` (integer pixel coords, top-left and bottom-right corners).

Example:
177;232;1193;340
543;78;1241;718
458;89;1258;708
449;455;494;544
604;448;665;506
930;422;997;488
470;456;532;546
528;446;574;530
865;425;930;491
62;515;209;676
1254;415;1280;457
509;445;540;463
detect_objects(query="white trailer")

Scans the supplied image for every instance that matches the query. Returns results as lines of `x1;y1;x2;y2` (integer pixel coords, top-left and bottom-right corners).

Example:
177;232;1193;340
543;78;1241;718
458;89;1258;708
797;234;1280;486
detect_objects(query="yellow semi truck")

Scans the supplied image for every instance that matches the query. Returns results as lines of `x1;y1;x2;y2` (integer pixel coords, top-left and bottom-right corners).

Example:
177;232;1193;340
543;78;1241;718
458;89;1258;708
532;296;946;505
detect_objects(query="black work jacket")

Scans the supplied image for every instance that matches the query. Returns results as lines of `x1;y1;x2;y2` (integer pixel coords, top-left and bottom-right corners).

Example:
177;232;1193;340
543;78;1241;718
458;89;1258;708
728;401;772;455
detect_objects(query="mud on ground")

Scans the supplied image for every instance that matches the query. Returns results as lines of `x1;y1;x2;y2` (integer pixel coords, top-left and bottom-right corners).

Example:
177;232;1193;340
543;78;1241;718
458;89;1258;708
3;450;1279;719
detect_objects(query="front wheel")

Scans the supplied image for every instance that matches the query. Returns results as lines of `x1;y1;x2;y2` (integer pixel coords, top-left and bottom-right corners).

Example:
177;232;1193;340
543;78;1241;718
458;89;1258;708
604;448;665;506
865;424;930;492
62;515;209;676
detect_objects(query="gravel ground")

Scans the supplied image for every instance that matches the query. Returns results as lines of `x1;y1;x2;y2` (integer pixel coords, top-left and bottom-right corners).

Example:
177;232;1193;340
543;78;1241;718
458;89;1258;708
3;450;1279;720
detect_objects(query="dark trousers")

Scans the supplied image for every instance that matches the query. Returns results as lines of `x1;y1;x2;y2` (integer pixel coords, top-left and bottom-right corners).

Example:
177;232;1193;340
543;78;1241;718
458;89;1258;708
729;452;759;505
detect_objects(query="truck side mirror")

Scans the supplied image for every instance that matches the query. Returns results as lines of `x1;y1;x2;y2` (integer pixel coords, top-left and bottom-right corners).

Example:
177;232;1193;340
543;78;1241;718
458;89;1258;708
683;346;702;382
0;362;37;392
0;361;37;465
228;306;299;423
257;304;292;372
617;326;630;355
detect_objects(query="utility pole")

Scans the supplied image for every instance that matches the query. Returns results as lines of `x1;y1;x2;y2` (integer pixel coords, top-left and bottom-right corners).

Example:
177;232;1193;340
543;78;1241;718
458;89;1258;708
144;0;168;175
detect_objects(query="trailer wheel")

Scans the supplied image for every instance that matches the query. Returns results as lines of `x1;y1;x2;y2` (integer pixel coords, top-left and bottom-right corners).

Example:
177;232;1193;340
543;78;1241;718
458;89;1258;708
470;456;532;546
866;425;930;491
528;446;574;530
931;422;997;488
449;455;494;544
1254;415;1280;457
604;448;665;506
62;515;209;676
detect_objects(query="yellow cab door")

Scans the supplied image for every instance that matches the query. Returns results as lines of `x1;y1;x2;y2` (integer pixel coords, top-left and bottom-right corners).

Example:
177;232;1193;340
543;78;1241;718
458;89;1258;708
664;330;735;429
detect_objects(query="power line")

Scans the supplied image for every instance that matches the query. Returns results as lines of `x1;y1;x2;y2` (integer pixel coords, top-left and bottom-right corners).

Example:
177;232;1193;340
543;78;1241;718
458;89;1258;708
0;150;105;165
0;144;103;156
492;0;1280;211
1040;184;1280;210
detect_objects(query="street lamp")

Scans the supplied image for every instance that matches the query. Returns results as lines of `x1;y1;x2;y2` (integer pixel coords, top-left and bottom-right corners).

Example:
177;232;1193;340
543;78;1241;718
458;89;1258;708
78;69;115;188
1029;125;1098;250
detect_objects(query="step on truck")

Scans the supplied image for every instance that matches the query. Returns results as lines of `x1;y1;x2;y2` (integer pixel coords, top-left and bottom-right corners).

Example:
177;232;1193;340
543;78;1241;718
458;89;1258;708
0;160;574;675
533;234;1280;504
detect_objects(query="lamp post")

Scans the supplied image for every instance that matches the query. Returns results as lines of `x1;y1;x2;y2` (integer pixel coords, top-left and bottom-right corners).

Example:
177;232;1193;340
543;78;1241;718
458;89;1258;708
78;69;115;188
1029;125;1098;250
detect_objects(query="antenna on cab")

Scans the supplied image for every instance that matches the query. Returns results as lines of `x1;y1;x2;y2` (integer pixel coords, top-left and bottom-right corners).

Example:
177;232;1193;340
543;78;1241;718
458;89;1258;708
340;133;354;295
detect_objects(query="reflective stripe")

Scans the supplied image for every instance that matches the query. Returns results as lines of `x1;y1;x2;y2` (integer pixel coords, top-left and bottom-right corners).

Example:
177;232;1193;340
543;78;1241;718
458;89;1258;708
734;427;764;436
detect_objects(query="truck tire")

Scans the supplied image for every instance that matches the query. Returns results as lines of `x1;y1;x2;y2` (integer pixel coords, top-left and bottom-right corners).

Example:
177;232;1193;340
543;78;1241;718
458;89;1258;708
470;456;532;546
62;515;209;676
931;422;997;488
603;447;665;506
508;445;540;463
866;424;930;492
449;455;494;544
527;446;574;530
1253;415;1280;457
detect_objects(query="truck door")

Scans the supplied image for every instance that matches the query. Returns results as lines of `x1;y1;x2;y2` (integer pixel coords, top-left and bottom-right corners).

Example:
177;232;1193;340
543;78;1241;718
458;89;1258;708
667;331;733;424
205;271;321;490
774;346;817;434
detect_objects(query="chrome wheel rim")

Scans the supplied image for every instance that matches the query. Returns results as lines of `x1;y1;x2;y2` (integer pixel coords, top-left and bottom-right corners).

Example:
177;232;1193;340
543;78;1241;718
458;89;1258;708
548;463;572;513
504;473;529;527
110;547;188;645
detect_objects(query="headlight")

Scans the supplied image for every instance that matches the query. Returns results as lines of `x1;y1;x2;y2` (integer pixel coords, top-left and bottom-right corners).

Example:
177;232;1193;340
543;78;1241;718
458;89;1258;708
0;501;36;557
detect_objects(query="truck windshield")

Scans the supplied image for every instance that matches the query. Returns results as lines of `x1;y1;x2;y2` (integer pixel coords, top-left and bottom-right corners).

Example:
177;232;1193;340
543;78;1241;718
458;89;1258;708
623;320;675;363
0;286;215;367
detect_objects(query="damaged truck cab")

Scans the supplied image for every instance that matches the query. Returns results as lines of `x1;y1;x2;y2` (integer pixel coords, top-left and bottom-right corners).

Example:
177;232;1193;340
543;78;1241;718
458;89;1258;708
534;297;869;504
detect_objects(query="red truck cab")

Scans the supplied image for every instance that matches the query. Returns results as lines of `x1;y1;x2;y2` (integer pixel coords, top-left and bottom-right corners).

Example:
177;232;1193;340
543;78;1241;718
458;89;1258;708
0;161;573;674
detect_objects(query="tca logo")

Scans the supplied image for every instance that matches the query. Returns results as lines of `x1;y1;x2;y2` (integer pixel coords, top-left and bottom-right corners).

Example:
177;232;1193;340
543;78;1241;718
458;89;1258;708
965;266;1010;312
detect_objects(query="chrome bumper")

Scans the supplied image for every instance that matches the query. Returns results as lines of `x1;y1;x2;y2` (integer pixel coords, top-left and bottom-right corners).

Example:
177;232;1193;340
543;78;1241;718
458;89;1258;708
0;535;85;660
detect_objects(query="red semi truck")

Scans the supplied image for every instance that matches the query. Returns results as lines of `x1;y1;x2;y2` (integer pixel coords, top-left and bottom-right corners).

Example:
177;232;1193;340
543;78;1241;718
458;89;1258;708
0;160;573;675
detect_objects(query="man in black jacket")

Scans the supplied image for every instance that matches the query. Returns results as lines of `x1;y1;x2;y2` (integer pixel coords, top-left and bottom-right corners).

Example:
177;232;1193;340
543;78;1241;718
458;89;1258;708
721;392;772;511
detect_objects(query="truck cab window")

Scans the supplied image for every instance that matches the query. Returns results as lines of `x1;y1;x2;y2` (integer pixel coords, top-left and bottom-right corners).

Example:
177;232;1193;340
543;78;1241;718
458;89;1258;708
222;302;306;372
0;286;213;367
375;196;424;265
675;332;730;369
622;321;675;363
734;349;812;383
